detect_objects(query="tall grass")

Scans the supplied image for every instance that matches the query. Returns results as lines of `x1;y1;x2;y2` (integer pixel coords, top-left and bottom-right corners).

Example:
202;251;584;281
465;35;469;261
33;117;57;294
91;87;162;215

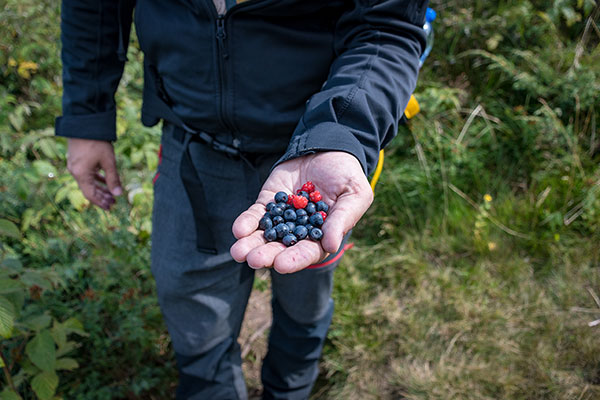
315;1;600;398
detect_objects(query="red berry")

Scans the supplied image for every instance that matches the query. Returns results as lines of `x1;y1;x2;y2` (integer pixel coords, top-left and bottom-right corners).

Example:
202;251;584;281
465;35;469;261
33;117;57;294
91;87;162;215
292;195;308;209
309;191;322;202
287;194;295;205
318;211;327;221
301;181;315;193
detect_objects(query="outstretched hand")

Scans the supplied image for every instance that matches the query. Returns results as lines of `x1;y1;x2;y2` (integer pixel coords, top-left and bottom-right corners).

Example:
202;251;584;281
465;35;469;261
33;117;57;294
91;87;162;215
230;151;373;274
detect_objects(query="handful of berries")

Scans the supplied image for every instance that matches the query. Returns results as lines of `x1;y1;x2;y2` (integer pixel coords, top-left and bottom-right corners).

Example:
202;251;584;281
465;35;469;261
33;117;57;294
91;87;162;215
259;181;329;247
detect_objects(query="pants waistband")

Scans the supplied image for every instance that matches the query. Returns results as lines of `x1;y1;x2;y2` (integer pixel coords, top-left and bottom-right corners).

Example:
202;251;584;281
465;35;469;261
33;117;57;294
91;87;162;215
168;123;243;158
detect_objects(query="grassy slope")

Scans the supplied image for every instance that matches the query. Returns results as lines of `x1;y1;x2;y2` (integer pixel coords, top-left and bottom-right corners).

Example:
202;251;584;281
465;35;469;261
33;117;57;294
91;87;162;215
1;0;599;398
317;1;600;398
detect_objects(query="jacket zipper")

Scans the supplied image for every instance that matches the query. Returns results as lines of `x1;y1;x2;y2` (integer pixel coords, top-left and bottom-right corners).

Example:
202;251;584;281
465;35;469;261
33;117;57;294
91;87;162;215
215;14;234;136
206;0;271;146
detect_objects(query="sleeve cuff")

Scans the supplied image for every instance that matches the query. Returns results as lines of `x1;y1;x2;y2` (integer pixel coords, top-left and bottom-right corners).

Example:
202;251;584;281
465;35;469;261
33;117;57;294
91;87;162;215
275;121;370;175
55;109;117;141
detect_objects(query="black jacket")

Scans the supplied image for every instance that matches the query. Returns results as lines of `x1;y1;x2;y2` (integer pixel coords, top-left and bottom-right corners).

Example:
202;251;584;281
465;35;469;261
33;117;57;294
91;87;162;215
56;0;427;174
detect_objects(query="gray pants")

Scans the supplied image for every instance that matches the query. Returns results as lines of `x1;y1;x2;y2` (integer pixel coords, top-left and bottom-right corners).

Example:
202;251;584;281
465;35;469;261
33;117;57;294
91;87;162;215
151;124;339;399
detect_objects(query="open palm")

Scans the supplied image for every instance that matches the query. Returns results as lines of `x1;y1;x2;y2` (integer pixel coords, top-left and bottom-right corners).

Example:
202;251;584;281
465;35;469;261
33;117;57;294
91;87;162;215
230;151;373;273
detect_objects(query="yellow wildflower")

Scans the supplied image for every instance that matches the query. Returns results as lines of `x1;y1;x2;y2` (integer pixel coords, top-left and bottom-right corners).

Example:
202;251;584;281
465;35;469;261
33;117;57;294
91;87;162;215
484;194;492;202
17;60;39;79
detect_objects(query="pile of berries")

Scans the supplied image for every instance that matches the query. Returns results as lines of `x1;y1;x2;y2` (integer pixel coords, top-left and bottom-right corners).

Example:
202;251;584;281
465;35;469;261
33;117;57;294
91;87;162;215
259;181;329;247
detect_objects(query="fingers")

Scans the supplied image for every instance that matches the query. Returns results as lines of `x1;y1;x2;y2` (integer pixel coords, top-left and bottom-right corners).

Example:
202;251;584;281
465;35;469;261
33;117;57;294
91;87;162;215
232;202;269;239
67;138;121;210
273;239;326;274
100;153;123;196
230;230;268;263
321;180;373;254
76;173;115;210
247;242;286;269
230;229;326;273
230;230;288;269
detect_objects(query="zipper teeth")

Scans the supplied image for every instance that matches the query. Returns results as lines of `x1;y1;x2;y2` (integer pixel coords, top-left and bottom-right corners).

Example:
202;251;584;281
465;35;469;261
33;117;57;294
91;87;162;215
216;15;233;133
209;0;272;136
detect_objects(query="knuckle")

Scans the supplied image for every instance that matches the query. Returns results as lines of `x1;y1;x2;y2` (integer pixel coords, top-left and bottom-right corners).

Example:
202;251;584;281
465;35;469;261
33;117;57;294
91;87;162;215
68;164;84;178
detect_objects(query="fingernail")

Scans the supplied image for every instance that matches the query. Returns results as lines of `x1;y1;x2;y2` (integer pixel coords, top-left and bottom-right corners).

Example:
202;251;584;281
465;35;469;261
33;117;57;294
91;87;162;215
111;186;122;196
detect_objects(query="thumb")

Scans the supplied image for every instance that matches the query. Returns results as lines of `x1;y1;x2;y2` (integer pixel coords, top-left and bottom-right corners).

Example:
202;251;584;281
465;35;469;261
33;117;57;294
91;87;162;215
321;185;373;254
100;148;122;196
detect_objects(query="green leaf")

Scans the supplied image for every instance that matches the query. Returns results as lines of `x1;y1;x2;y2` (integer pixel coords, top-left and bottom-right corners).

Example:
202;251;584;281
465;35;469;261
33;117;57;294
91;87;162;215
21;358;41;376
8;110;24;132
20;271;52;291
0;388;22;400
55;340;77;358
67;189;88;211
23;313;52;331
21;208;37;231
1;258;22;271
31;371;58;400
37;138;59;160
50;321;66;348
26;330;56;372
63;317;87;336
0;355;3;367
0;219;20;239
55;357;78;371
0;278;24;294
0;295;15;339
32;160;57;178
4;291;24;318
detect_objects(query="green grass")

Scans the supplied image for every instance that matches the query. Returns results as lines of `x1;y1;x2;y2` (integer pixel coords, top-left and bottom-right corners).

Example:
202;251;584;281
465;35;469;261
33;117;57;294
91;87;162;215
1;0;599;398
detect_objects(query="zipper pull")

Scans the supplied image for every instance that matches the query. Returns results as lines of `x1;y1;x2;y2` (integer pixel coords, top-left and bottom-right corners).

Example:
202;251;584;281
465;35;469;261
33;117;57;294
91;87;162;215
216;15;229;59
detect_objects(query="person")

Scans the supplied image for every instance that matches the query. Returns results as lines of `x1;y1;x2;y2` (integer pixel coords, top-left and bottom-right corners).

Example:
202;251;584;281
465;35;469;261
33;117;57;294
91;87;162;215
56;0;428;398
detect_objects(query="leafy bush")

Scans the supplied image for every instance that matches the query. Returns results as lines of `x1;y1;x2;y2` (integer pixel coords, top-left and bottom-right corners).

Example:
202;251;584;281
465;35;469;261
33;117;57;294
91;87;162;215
1;0;599;398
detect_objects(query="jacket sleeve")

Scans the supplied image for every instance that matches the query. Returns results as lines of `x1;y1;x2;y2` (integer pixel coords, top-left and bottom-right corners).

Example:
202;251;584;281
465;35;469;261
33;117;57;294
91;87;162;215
55;0;134;142
276;0;428;175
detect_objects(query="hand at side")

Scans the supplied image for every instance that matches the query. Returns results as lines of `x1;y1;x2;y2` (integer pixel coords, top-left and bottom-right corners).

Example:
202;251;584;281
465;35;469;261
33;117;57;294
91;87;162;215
67;138;122;210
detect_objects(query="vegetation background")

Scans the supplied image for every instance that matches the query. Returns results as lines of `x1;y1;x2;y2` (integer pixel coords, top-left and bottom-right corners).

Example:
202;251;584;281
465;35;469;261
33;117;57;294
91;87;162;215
1;0;599;398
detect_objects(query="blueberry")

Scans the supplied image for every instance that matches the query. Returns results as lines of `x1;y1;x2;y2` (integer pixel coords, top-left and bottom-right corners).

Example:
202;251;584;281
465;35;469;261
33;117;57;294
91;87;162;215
284;209;297;222
259;216;273;230
264;228;277;242
277;201;288;209
269;206;283;218
285;221;295;231
294;225;308;240
305;224;313;232
296;209;307;217
282;234;298;247
275;191;288;203
296;215;309;226
305;202;317;215
309;213;324;227
309;227;323;241
275;223;290;239
316;201;329;213
266;202;277;211
297;191;309;200
272;216;284;225
285;203;294;210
